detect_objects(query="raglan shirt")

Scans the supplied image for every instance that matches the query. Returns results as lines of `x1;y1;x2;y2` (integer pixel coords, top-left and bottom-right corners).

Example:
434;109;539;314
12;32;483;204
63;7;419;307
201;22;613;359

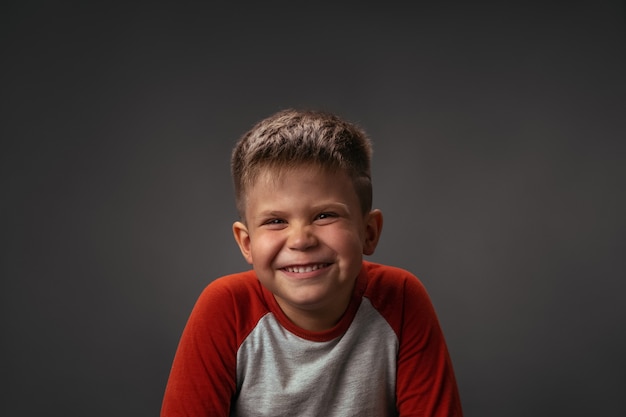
161;261;463;416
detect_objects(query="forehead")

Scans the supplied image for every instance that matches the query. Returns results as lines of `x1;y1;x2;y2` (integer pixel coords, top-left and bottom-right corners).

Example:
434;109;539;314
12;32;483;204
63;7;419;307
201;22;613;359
249;163;339;188
243;164;358;211
264;165;345;190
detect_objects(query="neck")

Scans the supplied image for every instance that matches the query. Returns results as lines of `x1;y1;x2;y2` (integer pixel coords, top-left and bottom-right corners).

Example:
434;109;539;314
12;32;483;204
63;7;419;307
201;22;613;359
275;291;353;332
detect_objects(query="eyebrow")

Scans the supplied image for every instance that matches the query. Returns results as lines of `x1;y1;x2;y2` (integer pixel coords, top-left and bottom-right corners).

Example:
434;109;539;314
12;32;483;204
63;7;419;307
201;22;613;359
255;202;351;218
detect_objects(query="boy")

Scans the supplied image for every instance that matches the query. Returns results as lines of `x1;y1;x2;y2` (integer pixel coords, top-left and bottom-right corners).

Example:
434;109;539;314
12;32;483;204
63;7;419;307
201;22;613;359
161;109;463;416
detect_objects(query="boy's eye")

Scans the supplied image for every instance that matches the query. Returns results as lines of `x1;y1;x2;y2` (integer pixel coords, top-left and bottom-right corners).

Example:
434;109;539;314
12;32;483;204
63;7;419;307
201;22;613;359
261;218;288;229
316;212;337;221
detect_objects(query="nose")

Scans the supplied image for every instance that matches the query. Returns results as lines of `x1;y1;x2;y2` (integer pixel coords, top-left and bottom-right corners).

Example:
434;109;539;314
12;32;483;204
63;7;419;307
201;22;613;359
287;223;318;251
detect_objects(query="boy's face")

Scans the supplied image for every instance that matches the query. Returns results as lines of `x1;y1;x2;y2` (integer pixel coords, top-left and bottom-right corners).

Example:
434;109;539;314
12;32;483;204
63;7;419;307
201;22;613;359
233;165;382;330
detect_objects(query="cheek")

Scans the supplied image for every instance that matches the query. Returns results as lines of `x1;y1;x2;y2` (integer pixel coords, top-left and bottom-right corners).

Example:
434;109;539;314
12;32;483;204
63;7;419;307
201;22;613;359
322;227;364;252
250;233;283;260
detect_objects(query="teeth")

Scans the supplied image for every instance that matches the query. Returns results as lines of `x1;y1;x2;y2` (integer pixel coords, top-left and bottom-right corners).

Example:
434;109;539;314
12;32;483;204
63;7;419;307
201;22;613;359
284;264;327;273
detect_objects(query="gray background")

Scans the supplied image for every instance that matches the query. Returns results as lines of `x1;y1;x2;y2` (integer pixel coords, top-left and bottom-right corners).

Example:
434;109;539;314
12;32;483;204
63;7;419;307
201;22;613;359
2;1;625;416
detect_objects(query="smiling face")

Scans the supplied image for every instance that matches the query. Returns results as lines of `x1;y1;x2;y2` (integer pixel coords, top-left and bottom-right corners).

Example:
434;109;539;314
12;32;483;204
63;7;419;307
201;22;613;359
232;164;383;331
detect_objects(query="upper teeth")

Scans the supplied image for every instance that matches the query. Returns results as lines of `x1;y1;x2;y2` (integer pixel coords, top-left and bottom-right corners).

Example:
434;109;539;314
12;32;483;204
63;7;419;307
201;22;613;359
284;264;326;273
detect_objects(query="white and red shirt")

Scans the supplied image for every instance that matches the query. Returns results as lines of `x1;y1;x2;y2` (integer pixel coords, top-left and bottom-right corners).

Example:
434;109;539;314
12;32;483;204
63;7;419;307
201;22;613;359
161;261;463;416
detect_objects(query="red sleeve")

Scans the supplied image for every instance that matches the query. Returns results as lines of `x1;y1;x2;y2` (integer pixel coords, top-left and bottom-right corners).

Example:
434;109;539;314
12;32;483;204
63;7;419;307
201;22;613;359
366;263;463;417
161;272;265;417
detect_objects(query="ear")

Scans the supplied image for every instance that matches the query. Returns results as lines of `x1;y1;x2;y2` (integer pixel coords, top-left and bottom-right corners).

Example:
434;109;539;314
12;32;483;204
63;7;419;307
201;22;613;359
233;221;253;264
363;209;383;256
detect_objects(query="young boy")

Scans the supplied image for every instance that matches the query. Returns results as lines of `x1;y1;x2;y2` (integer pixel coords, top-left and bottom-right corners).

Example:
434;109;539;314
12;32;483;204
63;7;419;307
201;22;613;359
161;109;463;416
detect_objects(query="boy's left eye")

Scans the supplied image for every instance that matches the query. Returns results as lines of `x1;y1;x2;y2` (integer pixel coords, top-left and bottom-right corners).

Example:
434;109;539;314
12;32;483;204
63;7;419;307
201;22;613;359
316;212;337;220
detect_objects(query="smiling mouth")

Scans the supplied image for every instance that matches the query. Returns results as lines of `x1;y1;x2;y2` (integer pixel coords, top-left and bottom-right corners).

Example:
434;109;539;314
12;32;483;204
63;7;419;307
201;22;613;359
282;263;330;273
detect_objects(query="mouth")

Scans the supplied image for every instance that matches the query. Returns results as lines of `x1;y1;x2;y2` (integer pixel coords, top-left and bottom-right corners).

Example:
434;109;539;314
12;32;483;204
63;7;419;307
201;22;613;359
281;263;331;274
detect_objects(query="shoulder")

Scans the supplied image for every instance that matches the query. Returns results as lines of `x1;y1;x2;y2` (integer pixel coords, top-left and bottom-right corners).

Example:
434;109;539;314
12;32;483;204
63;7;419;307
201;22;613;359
198;269;261;304
188;270;270;347
362;261;428;299
209;269;259;288
361;261;437;338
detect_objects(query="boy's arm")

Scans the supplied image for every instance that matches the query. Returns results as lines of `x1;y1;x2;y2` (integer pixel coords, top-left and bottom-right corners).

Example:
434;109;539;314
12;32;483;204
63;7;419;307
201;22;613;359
395;277;463;417
161;282;238;417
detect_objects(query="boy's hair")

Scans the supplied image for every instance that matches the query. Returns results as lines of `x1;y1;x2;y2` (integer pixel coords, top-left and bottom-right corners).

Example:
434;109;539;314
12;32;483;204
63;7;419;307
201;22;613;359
231;109;373;220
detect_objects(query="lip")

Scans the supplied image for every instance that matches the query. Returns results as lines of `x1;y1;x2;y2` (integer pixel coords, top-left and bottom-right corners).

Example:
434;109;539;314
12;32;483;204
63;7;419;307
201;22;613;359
279;262;332;279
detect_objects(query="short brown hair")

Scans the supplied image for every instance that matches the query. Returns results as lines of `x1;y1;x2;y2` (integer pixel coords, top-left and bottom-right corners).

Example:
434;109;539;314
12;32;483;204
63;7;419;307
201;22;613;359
231;109;373;220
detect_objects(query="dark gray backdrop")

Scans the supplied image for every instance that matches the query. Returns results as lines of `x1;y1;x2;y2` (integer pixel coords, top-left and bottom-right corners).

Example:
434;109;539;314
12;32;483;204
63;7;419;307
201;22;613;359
2;1;625;416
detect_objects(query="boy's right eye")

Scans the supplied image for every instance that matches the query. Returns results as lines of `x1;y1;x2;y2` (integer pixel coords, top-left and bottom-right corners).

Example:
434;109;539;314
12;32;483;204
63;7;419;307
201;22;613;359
262;218;286;228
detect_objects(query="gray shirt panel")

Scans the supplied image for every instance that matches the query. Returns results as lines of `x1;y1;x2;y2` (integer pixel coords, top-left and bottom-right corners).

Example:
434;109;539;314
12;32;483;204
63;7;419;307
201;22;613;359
233;298;398;417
